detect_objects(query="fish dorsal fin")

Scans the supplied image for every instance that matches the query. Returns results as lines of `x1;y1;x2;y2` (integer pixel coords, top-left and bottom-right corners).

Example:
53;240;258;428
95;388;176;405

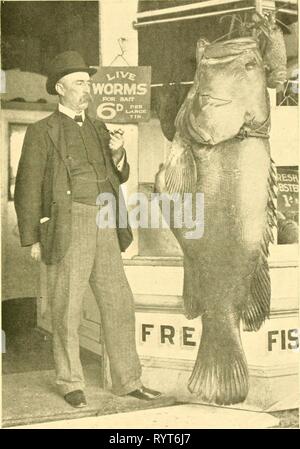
165;133;197;195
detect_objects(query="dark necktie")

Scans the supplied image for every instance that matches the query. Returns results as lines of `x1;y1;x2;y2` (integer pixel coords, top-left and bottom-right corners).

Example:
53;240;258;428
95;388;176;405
74;114;83;123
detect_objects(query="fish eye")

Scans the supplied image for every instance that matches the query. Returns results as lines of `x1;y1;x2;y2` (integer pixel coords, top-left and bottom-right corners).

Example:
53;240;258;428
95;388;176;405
245;60;257;71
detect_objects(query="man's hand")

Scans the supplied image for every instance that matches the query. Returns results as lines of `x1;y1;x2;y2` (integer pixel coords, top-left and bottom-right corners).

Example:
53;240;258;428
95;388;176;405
109;129;125;165
31;242;41;262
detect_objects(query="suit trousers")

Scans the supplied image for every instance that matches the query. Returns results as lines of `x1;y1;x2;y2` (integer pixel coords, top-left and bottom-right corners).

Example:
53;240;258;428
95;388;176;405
46;201;142;395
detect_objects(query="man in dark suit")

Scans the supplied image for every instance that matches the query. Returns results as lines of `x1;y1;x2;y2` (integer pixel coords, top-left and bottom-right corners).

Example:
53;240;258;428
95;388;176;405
14;51;161;408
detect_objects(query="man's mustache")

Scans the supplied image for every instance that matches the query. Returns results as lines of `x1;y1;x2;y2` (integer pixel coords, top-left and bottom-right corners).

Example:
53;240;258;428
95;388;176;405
81;93;92;102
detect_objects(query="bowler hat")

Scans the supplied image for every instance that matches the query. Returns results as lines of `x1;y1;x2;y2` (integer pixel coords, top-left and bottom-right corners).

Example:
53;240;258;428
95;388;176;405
46;51;97;95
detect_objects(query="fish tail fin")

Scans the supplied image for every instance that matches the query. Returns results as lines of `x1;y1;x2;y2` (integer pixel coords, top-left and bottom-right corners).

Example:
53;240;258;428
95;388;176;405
188;311;249;405
242;159;276;332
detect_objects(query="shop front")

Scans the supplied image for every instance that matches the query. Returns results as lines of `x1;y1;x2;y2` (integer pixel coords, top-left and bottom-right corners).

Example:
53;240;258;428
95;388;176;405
1;0;298;412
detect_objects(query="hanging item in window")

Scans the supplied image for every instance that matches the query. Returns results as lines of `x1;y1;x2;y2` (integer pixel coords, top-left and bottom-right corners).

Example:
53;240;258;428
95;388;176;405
277;166;299;244
154;11;286;406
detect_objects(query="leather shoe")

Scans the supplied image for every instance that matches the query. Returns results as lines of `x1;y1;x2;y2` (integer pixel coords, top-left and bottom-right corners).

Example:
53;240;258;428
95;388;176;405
127;386;162;401
64;390;87;408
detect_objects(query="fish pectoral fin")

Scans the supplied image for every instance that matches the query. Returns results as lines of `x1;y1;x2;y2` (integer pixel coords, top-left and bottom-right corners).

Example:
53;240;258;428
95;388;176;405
165;148;197;195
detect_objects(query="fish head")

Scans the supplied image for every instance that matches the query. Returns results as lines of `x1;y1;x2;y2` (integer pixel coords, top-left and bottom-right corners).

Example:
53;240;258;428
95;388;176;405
176;37;269;145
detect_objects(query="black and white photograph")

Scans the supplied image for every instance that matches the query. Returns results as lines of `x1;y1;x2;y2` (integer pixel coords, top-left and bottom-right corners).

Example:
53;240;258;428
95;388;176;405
1;0;299;430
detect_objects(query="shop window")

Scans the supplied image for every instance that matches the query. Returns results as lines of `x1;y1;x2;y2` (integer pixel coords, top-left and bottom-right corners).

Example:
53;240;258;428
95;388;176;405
138;117;182;257
1;1;99;75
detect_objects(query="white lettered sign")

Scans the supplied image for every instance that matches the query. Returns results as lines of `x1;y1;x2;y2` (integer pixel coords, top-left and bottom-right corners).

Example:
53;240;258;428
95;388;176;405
89;66;151;123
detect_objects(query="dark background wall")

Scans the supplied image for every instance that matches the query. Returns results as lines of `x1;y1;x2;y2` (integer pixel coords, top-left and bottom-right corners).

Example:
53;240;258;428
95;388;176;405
1;1;99;74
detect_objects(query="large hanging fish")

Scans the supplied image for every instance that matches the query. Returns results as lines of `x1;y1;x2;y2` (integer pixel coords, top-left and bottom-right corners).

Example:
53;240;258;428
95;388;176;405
155;32;284;405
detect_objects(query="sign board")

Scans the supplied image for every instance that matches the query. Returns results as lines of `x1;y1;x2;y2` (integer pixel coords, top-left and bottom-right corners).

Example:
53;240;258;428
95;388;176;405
135;311;300;365
276;166;299;244
135;310;299;410
89;66;151;123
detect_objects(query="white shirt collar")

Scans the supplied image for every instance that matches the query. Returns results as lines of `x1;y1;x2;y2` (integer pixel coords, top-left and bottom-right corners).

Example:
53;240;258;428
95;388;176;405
58;103;85;121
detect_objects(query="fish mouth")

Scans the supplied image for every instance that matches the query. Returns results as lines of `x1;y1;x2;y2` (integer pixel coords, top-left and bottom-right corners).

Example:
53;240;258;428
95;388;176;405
199;94;232;109
190;93;232;123
202;54;243;64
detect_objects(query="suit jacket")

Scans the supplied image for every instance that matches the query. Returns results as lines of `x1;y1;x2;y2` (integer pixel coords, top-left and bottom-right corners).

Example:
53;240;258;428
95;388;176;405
14;110;133;265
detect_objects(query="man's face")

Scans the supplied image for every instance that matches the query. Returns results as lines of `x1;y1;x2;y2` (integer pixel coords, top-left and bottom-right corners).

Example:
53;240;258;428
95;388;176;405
56;72;91;112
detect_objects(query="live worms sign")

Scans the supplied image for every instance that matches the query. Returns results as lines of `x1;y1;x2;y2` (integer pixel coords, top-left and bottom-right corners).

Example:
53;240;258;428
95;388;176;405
89;66;151;123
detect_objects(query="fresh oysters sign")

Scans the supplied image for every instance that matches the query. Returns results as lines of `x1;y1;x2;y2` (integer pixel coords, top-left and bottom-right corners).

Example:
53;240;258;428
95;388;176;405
90;66;151;123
